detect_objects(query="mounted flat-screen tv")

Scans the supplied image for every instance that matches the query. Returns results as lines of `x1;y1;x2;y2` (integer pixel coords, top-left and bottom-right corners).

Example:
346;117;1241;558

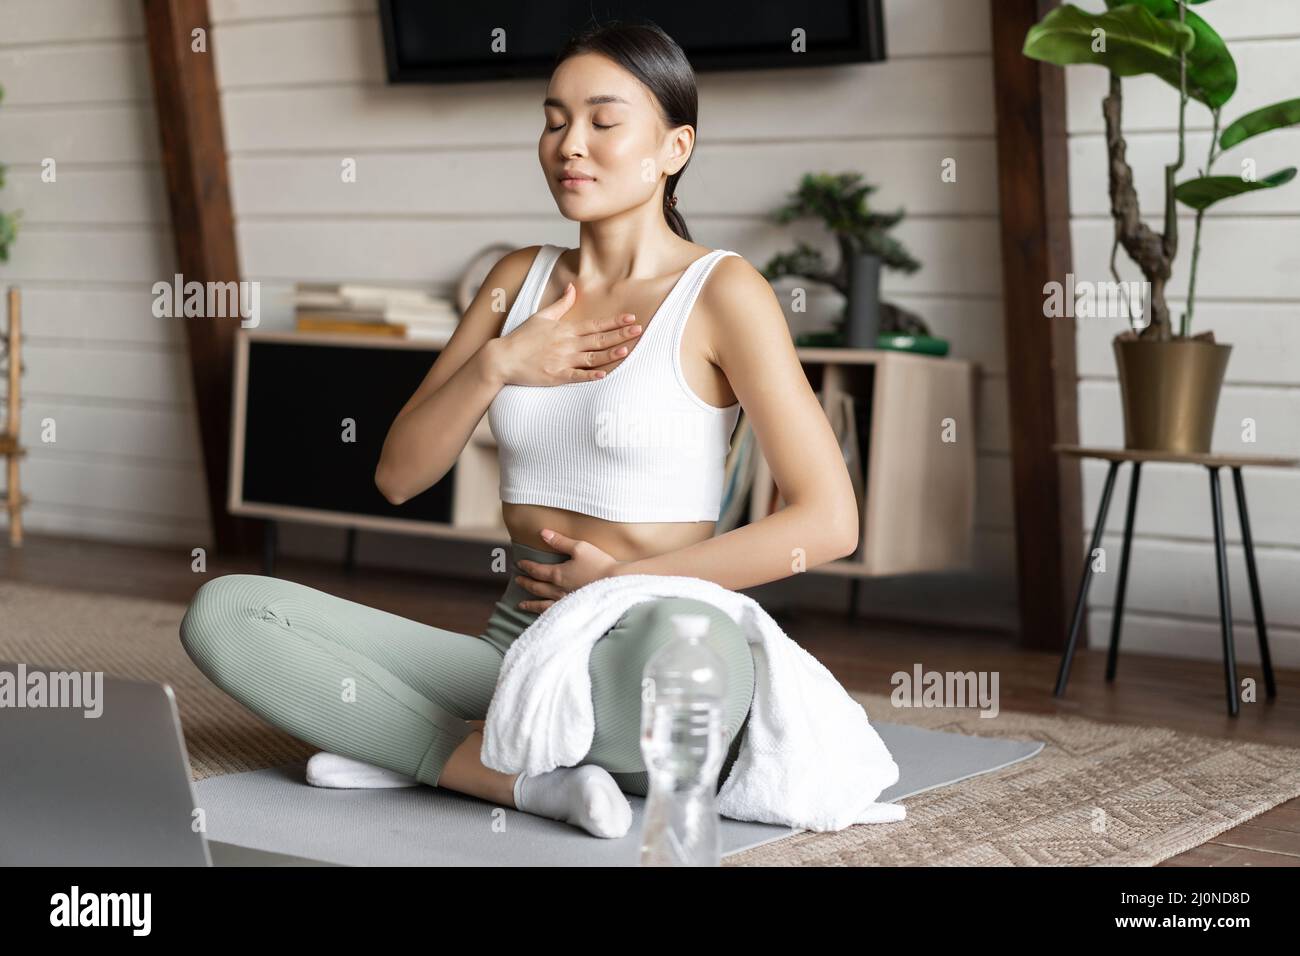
379;1;886;84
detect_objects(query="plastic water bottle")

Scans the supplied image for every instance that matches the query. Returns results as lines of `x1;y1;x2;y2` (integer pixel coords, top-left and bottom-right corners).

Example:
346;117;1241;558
639;613;728;866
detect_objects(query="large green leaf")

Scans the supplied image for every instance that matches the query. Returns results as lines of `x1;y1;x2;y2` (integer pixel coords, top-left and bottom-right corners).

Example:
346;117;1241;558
1104;0;1236;107
1024;5;1195;82
1219;98;1300;150
1173;167;1297;209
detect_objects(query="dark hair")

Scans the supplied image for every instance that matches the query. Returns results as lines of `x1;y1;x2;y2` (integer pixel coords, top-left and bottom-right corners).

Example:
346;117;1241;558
554;20;697;241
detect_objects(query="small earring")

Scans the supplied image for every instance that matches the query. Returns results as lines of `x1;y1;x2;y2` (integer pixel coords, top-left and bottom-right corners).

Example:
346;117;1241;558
667;195;678;209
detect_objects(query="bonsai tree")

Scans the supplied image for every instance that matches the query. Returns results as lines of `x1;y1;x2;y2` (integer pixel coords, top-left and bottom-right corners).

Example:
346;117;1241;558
761;172;928;339
0;82;20;263
1024;0;1300;341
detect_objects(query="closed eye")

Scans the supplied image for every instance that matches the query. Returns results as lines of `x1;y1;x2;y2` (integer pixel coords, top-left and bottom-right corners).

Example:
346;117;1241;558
546;123;615;132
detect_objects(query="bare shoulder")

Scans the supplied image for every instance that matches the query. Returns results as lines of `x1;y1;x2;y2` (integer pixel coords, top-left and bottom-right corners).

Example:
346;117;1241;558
697;252;786;348
705;250;768;291
486;244;546;304
480;244;543;286
462;245;545;332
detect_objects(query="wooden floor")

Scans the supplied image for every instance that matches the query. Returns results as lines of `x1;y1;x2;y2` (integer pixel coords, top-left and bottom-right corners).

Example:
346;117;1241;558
3;531;1298;867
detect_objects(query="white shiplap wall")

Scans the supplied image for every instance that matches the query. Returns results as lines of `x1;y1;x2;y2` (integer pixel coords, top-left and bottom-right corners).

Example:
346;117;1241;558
1067;0;1300;667
0;0;212;547
0;0;1016;628
210;0;1017;626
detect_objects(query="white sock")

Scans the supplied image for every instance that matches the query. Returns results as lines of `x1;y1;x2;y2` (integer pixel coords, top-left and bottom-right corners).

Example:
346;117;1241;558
512;765;633;839
306;751;419;789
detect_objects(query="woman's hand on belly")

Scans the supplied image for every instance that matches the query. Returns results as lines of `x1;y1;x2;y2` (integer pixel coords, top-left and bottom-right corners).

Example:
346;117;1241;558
514;529;626;612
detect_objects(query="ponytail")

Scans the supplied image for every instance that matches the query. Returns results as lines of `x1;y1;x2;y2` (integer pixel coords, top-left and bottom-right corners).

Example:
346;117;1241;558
663;177;690;240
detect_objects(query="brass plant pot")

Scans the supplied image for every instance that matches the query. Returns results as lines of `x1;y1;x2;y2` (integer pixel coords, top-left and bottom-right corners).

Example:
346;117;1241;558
1113;338;1232;453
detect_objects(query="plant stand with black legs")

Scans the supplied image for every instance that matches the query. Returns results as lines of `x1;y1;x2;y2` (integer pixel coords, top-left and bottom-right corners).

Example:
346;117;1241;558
1051;445;1295;717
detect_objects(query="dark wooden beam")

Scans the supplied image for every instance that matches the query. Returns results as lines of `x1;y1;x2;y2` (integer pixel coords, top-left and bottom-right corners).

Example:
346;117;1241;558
141;0;261;556
989;0;1084;651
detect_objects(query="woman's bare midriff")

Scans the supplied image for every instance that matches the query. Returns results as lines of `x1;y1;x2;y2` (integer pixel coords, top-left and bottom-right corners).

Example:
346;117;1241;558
502;501;715;563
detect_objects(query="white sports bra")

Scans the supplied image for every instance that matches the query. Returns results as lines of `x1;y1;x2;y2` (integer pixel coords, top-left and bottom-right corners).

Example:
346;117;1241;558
486;244;743;523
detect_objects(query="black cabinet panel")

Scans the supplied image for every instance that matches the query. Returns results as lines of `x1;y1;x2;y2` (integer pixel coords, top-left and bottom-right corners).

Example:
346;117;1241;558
240;340;454;523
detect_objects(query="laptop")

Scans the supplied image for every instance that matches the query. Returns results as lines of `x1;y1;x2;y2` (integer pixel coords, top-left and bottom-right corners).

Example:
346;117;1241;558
0;661;335;866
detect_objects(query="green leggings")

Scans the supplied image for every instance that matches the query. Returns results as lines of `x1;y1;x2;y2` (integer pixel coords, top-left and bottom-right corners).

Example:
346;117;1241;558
178;541;754;797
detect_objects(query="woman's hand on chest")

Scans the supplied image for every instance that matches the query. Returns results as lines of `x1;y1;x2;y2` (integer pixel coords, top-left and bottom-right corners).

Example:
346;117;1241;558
491;282;643;387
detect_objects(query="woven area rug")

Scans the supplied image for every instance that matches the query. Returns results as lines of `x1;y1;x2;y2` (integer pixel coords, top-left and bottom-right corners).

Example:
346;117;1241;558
4;578;1299;866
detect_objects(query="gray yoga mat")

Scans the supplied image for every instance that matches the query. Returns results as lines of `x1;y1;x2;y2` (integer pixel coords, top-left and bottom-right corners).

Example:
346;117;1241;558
195;722;1043;866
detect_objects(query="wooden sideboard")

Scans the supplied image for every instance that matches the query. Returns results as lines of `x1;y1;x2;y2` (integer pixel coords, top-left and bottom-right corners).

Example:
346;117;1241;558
229;329;978;581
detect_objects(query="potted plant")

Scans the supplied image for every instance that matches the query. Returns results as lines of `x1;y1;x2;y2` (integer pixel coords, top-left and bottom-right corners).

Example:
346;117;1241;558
1024;0;1299;453
0;83;21;263
761;172;926;349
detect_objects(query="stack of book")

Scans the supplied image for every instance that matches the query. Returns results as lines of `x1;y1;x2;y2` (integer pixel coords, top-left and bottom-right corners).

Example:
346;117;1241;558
293;282;461;343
